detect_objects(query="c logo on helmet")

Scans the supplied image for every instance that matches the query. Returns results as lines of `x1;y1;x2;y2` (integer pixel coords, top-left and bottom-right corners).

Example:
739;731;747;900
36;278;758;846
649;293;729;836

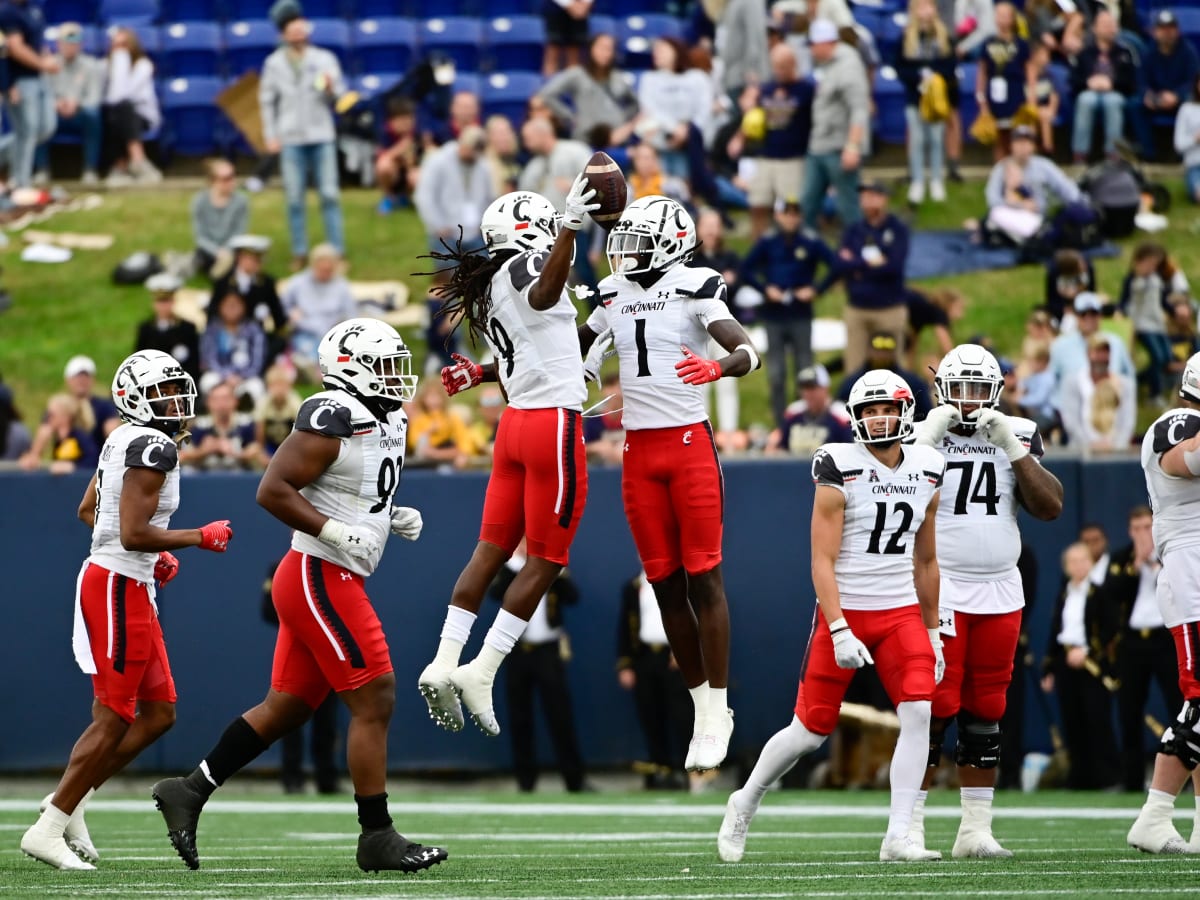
512;197;530;223
337;325;366;356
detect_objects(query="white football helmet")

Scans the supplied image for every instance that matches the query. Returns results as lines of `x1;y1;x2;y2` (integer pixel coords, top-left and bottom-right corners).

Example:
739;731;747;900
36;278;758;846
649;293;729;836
934;343;1003;429
112;350;196;431
847;369;915;444
318;318;418;411
480;191;561;257
606;195;696;277
1182;351;1200;403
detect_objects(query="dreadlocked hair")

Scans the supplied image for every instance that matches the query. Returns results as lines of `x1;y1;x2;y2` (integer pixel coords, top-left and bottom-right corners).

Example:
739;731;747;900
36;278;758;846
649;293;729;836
414;227;508;346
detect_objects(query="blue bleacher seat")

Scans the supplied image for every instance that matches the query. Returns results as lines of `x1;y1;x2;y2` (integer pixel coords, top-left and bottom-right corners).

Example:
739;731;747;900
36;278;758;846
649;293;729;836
872;66;906;145
43;0;98;24
358;0;405;14
590;14;617;37
420;17;484;72
161;21;222;77
617;14;683;69
307;18;353;70
225;0;275;16
161;76;227;155
104;22;163;68
301;0;348;15
355;72;405;99
98;0;158;25
606;0;670;15
957;62;980;143
481;70;543;122
487;0;541;15
454;72;482;97
1176;8;1200;52
159;0;223;21
225;20;278;77
486;16;546;73
412;0;472;17
354;18;417;77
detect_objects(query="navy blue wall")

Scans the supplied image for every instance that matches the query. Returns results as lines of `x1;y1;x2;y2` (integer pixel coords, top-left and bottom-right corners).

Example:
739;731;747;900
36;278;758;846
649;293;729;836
0;458;1156;773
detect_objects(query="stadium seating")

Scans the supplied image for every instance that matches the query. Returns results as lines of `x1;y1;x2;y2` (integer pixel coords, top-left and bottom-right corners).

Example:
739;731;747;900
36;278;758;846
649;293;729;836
487;0;542;16
44;0;97;24
602;0;672;16
354;18;418;78
225;20;279;77
957;62;979;142
453;72;483;99
159;0;224;21
419;17;485;73
99;0;160;23
354;72;405;101
616;14;683;69
1175;8;1200;52
161;76;228;156
358;0;406;15
873;66;906;145
307;17;354;70
482;71;544;122
487;16;547;74
161;21;223;78
411;0;472;17
590;14;618;38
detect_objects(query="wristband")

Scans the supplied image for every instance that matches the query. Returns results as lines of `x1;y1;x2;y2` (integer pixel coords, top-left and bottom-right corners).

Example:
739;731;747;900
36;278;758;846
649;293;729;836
734;342;760;372
318;518;346;546
828;616;849;635
1184;445;1200;476
927;627;944;646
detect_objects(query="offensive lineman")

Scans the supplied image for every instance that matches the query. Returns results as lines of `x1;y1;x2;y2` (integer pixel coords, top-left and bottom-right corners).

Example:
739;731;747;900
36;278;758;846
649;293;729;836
152;319;447;874
21;351;234;870
719;371;946;863
579;195;762;771
1127;351;1200;854
416;178;599;736
907;344;1063;858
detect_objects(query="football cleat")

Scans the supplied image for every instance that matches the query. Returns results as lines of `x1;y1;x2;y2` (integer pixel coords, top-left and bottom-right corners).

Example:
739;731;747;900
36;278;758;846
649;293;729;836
418;663;465;732
357;827;448;873
1128;813;1198;854
692;708;735;772
880;835;943;862
40;792;98;863
152;777;207;870
683;717;705;772
21;822;96;871
717;793;754;862
952;830;1014;859
448;661;500;737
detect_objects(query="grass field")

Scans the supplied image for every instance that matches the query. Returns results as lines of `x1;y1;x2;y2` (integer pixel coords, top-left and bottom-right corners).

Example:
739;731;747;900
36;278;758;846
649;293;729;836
1;787;1197;898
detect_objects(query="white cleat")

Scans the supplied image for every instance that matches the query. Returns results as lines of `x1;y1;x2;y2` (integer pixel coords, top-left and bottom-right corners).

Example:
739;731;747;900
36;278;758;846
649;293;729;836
448;661;500;737
684;710;707;771
40;793;98;864
880;835;943;862
717;793;754;862
692;708;734;771
417;663;464;732
1128;814;1198;854
952;830;1013;859
21;824;97;871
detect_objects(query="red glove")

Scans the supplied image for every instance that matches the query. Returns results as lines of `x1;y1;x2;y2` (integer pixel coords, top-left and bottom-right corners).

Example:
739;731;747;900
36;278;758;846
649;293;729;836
154;551;179;586
198;520;233;552
674;345;723;385
441;353;483;396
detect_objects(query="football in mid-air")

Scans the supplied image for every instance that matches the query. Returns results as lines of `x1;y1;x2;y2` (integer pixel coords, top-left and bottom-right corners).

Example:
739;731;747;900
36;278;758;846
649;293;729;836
584;151;627;230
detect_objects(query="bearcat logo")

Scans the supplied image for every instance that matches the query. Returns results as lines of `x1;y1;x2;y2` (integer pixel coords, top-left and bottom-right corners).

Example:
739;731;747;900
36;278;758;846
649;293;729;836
308;399;343;430
336;324;367;363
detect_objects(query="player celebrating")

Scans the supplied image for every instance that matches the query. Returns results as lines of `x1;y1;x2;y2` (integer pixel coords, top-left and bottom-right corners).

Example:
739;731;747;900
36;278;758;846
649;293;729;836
1128;351;1200;855
578;195;761;771
415;180;599;737
151;319;447;874
907;344;1063;858
719;371;945;863
21;351;233;871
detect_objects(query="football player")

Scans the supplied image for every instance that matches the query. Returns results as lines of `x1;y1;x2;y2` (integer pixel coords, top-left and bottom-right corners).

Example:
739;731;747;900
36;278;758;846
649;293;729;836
1128;351;1200;855
578;195;762;771
907;344;1063;858
151;319;447;874
719;371;946;863
21;351;233;871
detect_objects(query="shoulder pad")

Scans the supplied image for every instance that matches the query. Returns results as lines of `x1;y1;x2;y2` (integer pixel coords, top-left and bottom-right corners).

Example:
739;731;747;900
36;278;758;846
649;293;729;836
296;395;355;438
507;250;548;294
1152;410;1200;454
812;445;848;486
125;432;178;473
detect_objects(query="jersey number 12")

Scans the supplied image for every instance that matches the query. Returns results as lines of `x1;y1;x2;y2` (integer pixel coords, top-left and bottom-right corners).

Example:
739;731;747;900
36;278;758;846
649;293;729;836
867;501;914;554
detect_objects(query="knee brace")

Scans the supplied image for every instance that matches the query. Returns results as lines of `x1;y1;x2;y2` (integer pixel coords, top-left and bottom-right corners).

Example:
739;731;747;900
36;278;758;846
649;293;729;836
928;716;951;768
954;711;1001;769
1160;699;1200;770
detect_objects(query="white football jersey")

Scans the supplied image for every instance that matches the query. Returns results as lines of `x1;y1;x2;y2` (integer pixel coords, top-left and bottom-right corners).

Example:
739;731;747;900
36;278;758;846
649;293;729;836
484;250;586;412
88;424;181;584
586;265;735;430
812;441;945;610
1142;407;1200;558
289;390;407;577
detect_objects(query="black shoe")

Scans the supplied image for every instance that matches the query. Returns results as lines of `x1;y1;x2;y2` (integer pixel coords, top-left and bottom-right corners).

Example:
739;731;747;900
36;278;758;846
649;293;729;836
151;777;206;870
948;164;964;183
356;827;447;873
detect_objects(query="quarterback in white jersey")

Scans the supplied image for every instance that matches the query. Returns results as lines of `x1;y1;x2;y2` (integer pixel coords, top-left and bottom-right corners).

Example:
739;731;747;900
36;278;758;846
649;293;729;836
907;344;1063;860
579;195;762;773
22;351;233;872
418;181;599;739
152;319;447;875
1128;351;1200;856
719;370;946;863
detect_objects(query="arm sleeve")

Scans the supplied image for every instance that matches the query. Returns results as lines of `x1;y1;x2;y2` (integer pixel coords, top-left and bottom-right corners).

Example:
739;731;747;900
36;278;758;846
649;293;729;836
124;434;179;472
585;303;609;334
1175;106;1195;155
230;196;249;246
1048;161;1082;204
536;68;578;125
191;193;218;255
328;53;346;100
985;164;1006;208
689;297;735;329
258;57;280;144
1117;273;1133;316
845;58;872;132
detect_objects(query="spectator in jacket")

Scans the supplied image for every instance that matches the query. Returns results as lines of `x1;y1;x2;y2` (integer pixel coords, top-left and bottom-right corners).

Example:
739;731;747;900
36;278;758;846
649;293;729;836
281;243;357;374
976;2;1034;161
36;21;100;184
1058;333;1137;456
838;331;934;420
716;0;771;95
19;393;98;474
200;290;268;403
694;209;749;448
210;234;288;365
636;38;712;185
1119;242;1192;406
1070;10;1137;162
0;0;57;188
983;125;1081;245
1129;11;1199;160
134;273;200;382
19;355;119;473
771;364;853;454
253;364;303;461
537;33;640;147
102;27;161;186
1174;72;1200;204
374;98;420;215
1049;291;1136;399
1044;248;1095;328
191;158;250;279
0;382;32;462
896;0;956;205
414;124;494;257
180;380;262;471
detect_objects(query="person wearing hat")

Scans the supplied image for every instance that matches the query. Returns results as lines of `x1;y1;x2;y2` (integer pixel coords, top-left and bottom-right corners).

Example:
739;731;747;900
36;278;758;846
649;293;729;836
259;0;346;269
1058;331;1136;454
800;18;869;228
1175;72;1200;204
1069;9;1136;162
834;181;911;374
771;364;853;454
17;355;120;470
191;159;250;280
1130;10;1199;160
837;331;933;420
35;22;102;185
135;273;201;383
1048;291;1135;405
210;235;288;365
982;124;1080;244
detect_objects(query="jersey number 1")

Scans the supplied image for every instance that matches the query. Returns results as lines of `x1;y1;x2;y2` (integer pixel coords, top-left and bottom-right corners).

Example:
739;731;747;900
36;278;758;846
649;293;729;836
867;501;914;554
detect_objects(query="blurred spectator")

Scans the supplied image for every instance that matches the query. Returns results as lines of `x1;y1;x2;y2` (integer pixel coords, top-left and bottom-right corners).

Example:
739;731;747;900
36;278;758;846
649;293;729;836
259;8;346;268
518;117;595;288
191;158;249;279
1119;242;1192;407
253;364;302;460
537;33;639;147
445;90;483;142
835;182;910;374
1044;248;1094;328
374;98;419;215
0;383;32;461
628;143;690;205
135;273;200;382
180;380;261;471
1129;10;1198;160
976;2;1033;162
905;287;965;368
740;198;836;426
1058;333;1136;455
771;364;853;454
0;0;57;188
694;209;749;448
1023;0;1083;59
801;19;869;228
102;27;161;186
1079;521;1110;587
200;290;268;403
281;243;357;371
1049;292;1135;398
715;0;770;96
1167;300;1200;379
20;356;120;472
19;393;99;473
897;0;955;206
953;0;997;60
1018;343;1059;436
583;372;624;465
1030;43;1060;155
1020;306;1056;374
637;38;712;184
1069;10;1135;162
37;21;100;185
484;115;521;196
526;93;571;139
542;0;592;77
995;356;1021;416
211;234;288;366
408;382;483;466
838;331;933;420
983;125;1081;247
467;385;505;452
1174;73;1200;204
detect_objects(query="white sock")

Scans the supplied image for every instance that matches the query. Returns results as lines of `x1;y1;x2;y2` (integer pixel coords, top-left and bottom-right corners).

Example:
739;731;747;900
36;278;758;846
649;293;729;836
1194;794;1200;825
482;608;527;656
71;788;95;823
738;716;825;812
910;790;928;837
1144;787;1176;820
38;804;70;838
708;687;729;721
441;605;476;644
689;682;711;729
886;701;932;839
960;786;995;833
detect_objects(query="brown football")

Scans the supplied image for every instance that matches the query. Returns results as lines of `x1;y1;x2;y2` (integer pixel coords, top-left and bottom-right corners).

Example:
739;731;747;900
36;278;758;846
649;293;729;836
584;150;627;230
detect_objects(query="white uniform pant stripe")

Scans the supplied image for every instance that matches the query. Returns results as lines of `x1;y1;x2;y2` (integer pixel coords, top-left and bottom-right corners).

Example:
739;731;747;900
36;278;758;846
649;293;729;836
1184;624;1194;675
106;569;116;661
553;407;565;516
300;554;346;662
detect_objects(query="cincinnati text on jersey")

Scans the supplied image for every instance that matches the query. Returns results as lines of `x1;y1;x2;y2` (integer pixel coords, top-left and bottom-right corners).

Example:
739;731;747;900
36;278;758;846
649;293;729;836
618;301;667;315
872;484;919;495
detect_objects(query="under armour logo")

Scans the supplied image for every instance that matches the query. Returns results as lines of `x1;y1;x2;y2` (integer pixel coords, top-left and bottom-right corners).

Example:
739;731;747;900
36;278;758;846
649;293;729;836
419;848;441;861
346;535;361;545
908;473;921;481
939;617;953;628
624;442;630;452
683;430;692;445
340;572;353;581
657;290;671;299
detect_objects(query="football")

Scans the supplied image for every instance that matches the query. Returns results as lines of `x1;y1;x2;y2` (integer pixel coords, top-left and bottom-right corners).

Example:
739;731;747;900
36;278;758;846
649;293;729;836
584;151;627;230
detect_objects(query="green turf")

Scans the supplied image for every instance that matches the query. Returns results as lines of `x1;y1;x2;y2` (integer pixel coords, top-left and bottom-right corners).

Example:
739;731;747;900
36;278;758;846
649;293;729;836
1;788;1197;897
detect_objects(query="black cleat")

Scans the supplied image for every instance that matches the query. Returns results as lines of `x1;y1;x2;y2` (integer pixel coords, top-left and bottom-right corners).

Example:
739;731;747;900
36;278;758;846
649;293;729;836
356;827;448;873
151;777;206;870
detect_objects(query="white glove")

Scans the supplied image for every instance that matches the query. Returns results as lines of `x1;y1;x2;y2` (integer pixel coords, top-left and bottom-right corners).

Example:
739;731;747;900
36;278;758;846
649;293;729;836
389;506;423;541
972;408;1028;461
929;627;946;685
562;173;600;231
318;518;381;561
914;404;962;446
583;328;615;383
829;617;874;669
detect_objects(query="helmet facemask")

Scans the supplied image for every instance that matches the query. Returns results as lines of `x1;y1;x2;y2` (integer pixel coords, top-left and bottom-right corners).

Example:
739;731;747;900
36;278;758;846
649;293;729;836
606;229;656;276
364;348;418;406
851;401;912;445
935;375;1001;431
145;376;196;426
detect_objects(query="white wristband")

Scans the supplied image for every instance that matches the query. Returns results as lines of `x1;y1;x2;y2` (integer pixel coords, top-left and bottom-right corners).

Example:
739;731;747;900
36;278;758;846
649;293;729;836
828;616;848;634
927;627;943;646
734;342;760;371
1184;445;1200;476
318;518;346;546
